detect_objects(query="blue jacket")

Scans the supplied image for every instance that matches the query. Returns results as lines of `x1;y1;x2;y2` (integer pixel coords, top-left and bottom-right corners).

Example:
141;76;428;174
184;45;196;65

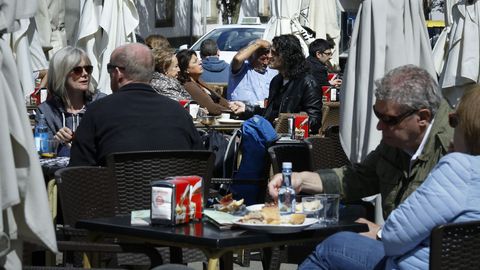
382;153;480;269
200;56;230;84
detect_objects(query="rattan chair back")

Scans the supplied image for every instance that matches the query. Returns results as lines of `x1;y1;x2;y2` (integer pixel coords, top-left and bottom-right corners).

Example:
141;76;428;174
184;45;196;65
430;220;480;270
55;166;117;226
320;102;340;135
274;112;307;134
305;131;350;170
267;143;313;174
106;150;215;215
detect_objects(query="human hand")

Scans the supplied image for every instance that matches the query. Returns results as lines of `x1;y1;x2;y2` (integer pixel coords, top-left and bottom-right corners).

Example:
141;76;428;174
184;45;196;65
254;39;271;49
356;218;381;240
268;172;304;200
228;101;246;114
329;79;342;88
38;69;48;88
54;127;73;144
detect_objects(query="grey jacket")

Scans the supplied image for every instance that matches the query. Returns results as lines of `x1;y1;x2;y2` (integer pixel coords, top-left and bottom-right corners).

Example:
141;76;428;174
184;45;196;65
35;92;106;155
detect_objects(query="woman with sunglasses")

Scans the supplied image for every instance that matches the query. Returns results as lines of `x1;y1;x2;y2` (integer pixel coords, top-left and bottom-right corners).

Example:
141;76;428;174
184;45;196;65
298;85;480;270
35;46;106;156
176;49;230;115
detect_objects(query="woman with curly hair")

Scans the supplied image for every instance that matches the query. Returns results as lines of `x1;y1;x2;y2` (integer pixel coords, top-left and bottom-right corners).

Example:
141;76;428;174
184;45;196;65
150;48;191;101
176;49;229;115
229;34;323;134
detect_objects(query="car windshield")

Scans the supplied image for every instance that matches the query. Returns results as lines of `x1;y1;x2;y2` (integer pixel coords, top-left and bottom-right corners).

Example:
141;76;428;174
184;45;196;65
191;28;264;51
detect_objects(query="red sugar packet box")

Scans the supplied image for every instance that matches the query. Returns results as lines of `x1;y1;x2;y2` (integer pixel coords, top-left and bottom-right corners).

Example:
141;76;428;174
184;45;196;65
173;176;203;220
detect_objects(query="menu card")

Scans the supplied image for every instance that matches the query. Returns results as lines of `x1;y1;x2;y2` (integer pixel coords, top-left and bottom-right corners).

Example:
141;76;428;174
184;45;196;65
204;210;237;230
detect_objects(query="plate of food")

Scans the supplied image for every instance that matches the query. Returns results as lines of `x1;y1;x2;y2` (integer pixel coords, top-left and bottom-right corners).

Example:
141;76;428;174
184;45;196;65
234;205;316;233
212;194;246;215
217;119;244;124
246;204;265;212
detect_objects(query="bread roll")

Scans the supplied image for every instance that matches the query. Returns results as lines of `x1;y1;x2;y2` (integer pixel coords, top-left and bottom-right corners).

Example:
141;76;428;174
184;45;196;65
289;213;306;225
261;206;281;224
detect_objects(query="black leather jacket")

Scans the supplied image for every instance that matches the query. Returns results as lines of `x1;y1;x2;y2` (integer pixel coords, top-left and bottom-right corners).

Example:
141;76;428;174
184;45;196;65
306;56;329;86
244;73;323;134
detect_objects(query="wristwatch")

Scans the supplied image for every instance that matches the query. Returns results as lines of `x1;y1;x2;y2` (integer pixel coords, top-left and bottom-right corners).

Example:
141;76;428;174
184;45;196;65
376;228;383;240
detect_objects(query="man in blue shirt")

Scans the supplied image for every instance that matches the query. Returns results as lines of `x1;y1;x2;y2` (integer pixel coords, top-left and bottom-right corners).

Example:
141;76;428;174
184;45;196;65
199;39;230;84
227;39;278;105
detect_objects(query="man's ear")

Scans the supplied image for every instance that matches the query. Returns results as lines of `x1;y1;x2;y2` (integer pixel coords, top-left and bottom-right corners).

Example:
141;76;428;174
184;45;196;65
417;109;432;126
315;51;322;59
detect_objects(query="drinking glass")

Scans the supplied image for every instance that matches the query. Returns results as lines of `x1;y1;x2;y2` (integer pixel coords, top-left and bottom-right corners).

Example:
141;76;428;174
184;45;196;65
316;194;340;224
301;196;321;221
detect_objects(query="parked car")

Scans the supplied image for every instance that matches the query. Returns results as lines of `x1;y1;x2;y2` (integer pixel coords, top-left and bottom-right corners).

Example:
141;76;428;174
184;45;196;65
181;23;266;64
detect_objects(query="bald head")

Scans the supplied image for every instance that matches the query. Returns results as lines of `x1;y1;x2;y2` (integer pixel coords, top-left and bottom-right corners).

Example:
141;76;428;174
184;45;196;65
110;43;154;86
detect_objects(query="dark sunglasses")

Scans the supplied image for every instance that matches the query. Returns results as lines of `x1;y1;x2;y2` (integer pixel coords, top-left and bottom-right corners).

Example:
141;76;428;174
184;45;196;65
373;106;417;126
106;63;125;74
448;112;459;128
71;65;93;75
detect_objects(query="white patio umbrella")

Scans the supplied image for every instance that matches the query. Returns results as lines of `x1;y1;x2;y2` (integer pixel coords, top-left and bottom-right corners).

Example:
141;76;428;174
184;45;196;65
0;0;58;267
263;0;314;56
432;0;459;76
439;0;480;107
75;0;138;94
340;0;436;163
307;0;341;65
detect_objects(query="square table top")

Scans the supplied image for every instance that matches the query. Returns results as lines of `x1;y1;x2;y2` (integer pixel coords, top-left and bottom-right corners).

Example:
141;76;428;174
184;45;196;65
77;213;368;250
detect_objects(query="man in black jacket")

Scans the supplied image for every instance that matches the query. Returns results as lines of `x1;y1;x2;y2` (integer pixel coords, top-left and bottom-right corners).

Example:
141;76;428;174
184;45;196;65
229;34;323;134
69;43;203;166
306;38;342;88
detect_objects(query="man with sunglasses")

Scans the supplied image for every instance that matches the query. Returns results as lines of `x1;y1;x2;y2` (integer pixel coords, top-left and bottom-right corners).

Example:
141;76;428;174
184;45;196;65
269;65;453;238
306;38;342;88
69;43;203;166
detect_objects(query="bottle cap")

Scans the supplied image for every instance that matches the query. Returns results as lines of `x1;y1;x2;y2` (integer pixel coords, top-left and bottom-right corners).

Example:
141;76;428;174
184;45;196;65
282;162;292;169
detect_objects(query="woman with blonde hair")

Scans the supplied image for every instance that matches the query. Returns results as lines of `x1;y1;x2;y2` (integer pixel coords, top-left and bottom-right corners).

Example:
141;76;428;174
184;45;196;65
145;34;171;50
35;46;105;156
150;48;190;101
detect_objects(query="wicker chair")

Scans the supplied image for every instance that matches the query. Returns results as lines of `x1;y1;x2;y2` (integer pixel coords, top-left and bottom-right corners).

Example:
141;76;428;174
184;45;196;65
305;131;350;170
320;102;340;135
54;166;162;268
106;150;215;214
105;150;215;264
430;220;480;270
274;113;308;134
267;143;313;174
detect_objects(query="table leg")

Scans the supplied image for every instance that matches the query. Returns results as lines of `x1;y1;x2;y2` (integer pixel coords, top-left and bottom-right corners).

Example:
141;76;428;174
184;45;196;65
262;247;281;270
219;251;233;270
207;257;219;270
170;246;183;263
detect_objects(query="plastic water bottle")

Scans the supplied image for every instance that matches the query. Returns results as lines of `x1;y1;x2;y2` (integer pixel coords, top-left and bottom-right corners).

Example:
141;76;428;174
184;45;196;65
278;162;296;215
34;114;50;154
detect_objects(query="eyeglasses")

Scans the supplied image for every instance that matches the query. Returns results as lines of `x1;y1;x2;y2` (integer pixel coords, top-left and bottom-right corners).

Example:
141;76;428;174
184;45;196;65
71;65;93;76
322;51;333;56
373;106;418;126
448;112;459;128
106;63;125;74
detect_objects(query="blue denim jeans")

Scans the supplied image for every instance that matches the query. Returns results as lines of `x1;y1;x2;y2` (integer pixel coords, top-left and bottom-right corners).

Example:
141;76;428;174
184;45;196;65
299;231;386;270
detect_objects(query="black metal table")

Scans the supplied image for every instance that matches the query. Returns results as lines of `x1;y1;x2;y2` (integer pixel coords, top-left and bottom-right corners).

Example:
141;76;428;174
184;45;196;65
77;211;367;270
